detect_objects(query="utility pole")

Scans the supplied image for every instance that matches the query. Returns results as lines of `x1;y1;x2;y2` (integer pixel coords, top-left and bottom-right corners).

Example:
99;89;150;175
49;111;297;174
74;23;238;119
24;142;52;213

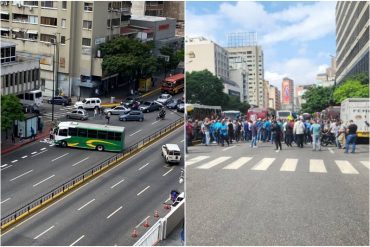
55;32;60;95
52;38;56;122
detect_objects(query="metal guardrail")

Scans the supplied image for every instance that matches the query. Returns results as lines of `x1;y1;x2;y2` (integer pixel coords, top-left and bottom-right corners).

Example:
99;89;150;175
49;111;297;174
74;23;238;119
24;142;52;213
1;117;184;229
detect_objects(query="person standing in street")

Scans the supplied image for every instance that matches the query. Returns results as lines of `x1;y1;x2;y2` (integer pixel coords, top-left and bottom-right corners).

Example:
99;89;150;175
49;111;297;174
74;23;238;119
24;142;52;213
49;128;54;141
220;119;229;147
345;120;358;153
271;120;282;152
106;112;111;124
203;117;210;146
186;119;193;153
285;119;294;147
250;120;258;148
31;126;35;140
311;119;321;151
94;107;98;118
19;129;23;143
293;117;305;148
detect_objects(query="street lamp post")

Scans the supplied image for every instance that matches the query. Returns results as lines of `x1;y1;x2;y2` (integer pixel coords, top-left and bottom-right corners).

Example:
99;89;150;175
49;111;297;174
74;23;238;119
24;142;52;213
52;38;56;122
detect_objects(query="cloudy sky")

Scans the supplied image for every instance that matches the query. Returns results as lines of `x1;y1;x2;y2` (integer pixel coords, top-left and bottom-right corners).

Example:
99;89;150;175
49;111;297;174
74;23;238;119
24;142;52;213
186;1;337;90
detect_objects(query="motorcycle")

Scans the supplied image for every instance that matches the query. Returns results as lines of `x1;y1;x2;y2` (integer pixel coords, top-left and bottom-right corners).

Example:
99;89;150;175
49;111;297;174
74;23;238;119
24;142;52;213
156;110;166;120
320;132;336;146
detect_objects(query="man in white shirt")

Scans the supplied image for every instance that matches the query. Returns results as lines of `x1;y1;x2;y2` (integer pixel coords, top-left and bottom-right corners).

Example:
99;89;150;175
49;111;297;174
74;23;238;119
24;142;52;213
293;117;305;148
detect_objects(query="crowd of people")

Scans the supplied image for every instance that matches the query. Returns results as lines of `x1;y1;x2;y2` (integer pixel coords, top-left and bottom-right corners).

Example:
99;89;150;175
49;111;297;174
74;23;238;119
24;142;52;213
185;116;359;154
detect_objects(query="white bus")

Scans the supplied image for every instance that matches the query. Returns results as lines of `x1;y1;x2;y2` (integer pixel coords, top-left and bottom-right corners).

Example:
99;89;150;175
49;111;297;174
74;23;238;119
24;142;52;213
276;110;293;120
222;110;242;120
17;89;43;107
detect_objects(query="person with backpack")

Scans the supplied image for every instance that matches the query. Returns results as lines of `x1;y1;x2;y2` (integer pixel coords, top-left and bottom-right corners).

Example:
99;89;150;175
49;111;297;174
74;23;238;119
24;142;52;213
293;117;305;148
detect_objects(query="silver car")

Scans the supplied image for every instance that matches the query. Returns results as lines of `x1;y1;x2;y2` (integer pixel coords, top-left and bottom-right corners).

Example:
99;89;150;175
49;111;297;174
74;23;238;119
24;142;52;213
66;109;89;120
104;106;131;115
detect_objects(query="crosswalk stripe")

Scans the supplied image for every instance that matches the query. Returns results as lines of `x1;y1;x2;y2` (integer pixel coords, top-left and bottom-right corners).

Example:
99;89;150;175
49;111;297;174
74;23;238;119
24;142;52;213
335;160;359;174
223;157;252;170
280;159;298;172
361;161;369;169
309;159;327;173
197;157;231;169
186;156;210;166
251;158;275;171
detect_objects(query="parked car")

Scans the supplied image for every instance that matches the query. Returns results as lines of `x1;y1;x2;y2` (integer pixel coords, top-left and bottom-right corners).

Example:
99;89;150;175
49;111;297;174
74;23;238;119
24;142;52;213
119;110;144;122
74;98;101;110
120;96;141;108
156;94;172;105
167;99;183;109
104;106;131;115
66;109;89;120
139;101;162;113
177;103;185;113
47;96;72;106
161;144;181;164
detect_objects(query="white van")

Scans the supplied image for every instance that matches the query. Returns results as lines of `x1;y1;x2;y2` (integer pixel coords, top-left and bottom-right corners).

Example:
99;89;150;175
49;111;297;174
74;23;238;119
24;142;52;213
74;98;101;110
161;144;181;164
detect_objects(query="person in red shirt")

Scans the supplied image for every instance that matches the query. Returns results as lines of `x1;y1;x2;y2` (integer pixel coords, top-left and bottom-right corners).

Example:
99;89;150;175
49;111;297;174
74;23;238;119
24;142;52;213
186;119;194;153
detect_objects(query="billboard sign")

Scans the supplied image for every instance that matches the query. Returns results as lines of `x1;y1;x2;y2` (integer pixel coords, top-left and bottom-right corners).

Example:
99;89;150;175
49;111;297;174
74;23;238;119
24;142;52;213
282;80;290;104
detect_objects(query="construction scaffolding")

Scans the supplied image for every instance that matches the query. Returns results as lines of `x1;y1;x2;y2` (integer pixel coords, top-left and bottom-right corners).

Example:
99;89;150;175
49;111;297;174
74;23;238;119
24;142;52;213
227;32;258;47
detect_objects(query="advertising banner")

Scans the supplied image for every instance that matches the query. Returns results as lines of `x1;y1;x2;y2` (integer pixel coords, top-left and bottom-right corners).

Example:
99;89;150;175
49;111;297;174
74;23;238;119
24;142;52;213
282;80;290;104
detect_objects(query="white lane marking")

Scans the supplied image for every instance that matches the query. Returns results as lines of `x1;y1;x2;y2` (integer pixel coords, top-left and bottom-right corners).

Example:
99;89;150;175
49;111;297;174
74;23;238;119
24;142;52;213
129;130;142;136
138;163;149;171
222;146;236;151
70;235;85;246
223;157;252;170
162;168;174;176
107;206;123;219
72;157;90;167
1;198;11;204
280;159;298;172
361;161;369;169
186;156;210;166
1;165;13;171
0;164;8;168
251;158;275;171
51;153;69;162
34;225;55;239
152;120;160;125
110;179;125;189
40;148;47;151
10;169;33;181
328;148;334;154
31;152;37;155
180;139;184;142
77;199;95;211
11;160;18;163
309;159;327;173
21;155;28;159
136;216;150;228
137;186;150;196
33;175;56;187
49;144;55;147
197;157;231;169
31;150;47;157
335;160;359;174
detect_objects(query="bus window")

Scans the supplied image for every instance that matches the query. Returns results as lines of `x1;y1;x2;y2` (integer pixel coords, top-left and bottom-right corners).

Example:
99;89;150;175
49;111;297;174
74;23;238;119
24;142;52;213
59;129;68;136
97;131;107;139
107;132;115;141
88;129;97;138
114;132;122;141
35;92;42;98
78;128;87;137
69;128;77;136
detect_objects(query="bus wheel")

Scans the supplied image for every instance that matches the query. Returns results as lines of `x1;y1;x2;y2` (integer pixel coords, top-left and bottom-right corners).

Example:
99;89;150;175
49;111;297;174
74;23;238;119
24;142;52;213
61;141;67;148
96;145;104;151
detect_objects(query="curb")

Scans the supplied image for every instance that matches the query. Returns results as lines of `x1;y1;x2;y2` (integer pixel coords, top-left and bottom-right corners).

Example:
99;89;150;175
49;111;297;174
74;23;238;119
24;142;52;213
1;132;49;155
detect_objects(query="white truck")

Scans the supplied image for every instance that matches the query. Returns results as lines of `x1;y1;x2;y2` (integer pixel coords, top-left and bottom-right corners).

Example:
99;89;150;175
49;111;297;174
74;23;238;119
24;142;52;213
340;98;370;139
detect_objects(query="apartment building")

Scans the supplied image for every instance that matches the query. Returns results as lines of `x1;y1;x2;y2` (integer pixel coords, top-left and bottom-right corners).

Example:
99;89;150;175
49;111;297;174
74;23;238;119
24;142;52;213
0;1;132;97
335;1;369;84
229;68;247;103
268;85;281;110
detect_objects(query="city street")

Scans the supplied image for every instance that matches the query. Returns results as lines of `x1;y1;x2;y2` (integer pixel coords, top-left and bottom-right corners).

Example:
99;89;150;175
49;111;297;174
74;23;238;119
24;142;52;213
1;128;184;246
186;142;369;245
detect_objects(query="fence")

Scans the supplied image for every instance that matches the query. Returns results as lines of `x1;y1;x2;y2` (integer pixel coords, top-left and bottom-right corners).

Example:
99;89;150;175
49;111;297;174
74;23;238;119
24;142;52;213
1;117;183;230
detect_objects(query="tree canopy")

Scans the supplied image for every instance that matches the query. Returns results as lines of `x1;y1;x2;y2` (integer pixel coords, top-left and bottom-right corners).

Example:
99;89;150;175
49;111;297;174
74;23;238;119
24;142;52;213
1;94;25;131
158;46;183;73
301;86;333;114
333;80;369;104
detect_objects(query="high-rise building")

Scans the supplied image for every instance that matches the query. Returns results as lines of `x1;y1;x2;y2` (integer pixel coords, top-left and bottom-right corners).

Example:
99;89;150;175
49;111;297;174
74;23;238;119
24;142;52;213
229;68;248;102
335;1;369;84
281;77;294;111
0;1;132;97
226;33;265;107
185;37;229;80
263;80;269;108
268;85;280;110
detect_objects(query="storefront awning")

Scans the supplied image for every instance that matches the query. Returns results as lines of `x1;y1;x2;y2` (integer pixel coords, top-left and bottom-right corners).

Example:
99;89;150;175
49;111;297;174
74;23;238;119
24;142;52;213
26;30;38;34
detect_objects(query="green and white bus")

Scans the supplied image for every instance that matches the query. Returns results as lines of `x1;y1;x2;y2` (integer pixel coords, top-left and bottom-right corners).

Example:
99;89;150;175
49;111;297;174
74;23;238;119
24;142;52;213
53;122;125;152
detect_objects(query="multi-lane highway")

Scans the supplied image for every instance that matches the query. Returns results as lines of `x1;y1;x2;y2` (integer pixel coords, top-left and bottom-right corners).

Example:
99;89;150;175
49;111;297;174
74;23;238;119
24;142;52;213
1;128;184;245
1;92;183;218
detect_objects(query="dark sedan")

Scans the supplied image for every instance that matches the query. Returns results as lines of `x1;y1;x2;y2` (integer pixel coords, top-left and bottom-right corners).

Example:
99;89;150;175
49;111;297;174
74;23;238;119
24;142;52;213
139;101;162;113
47;96;72;106
119;110;144;122
167;99;183;109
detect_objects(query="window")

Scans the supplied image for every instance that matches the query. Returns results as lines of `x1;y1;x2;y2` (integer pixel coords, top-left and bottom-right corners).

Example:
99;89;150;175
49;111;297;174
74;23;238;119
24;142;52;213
41;1;57;8
61;19;66;28
68;128;77;136
23;1;38;6
13;14;28;23
0;13;9;21
41;16;57;26
27;33;38;41
62;1;67;9
83;20;92;29
40;33;56;43
1;30;10;37
29;15;38;24
59;129;68;136
107;132;115;140
84;2;93;11
111;18;120;27
61;36;65;44
97;131;107;139
78;128;87;137
87;129;97;138
114;132;122;141
82;38;91;46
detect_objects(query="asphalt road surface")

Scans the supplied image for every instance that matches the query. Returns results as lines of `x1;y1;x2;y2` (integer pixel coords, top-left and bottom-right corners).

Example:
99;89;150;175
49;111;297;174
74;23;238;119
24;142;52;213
1;93;183;217
1;129;184;246
186;142;369;245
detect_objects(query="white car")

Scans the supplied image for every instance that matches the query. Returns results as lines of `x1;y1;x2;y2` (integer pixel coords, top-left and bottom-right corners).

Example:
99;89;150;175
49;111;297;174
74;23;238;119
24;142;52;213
156;94;172;105
74;98;101;110
161;144;181;164
104;106;130;115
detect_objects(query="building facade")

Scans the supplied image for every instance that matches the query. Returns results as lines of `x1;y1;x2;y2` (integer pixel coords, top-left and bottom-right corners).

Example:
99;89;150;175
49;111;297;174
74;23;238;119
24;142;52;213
263;80;269;108
335;1;369;84
281;77;294;111
0;1;132;97
186;37;229;80
229;68;247;102
268;85;281;110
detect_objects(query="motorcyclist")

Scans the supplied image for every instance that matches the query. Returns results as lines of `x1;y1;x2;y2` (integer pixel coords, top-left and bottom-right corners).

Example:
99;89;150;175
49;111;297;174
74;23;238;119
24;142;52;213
158;107;166;119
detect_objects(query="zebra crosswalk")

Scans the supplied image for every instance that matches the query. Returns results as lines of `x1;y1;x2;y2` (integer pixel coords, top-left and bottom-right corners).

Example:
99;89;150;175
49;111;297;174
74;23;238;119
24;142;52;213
42;106;76;121
186;155;369;175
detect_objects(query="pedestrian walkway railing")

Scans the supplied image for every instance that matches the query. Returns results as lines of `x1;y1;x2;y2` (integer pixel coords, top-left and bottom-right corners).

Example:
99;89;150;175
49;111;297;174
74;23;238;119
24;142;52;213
1;117;184;230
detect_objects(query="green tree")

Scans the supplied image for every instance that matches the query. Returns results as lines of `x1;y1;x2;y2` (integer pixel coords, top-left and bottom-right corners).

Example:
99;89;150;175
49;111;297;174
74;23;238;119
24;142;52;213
301;86;333;113
1;94;25;135
158;46;182;73
344;72;369;84
333;80;369;104
224;95;250;113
